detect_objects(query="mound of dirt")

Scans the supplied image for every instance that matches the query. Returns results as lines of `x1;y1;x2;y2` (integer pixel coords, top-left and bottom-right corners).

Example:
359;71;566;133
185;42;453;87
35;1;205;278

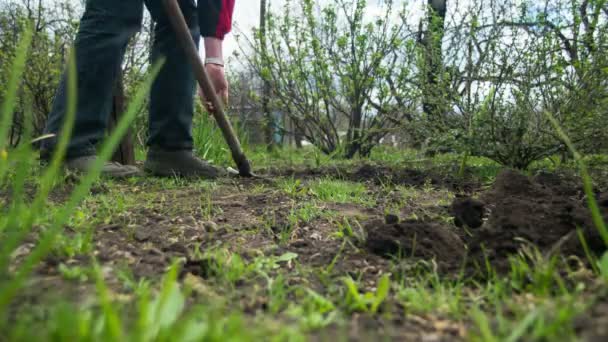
364;169;607;274
466;170;607;271
364;219;465;269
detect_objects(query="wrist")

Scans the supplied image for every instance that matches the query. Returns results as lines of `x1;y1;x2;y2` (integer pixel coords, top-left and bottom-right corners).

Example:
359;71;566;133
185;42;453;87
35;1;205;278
205;57;224;67
204;37;224;60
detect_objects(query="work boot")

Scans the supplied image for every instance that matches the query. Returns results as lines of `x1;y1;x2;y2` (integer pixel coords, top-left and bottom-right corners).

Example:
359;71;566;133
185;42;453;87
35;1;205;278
144;149;223;179
65;155;141;178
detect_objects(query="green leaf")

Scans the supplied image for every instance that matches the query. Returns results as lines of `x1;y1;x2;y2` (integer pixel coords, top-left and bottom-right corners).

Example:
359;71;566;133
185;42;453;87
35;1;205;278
371;274;390;313
598;252;608;282
276;252;299;263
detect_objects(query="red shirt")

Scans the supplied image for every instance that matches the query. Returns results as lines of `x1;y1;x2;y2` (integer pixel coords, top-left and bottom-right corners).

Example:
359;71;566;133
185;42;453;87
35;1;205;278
199;0;235;40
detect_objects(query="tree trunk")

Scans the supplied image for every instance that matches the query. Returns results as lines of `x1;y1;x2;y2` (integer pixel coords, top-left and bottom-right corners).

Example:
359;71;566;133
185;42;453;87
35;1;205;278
108;71;135;165
345;105;363;158
260;0;274;150
421;0;447;121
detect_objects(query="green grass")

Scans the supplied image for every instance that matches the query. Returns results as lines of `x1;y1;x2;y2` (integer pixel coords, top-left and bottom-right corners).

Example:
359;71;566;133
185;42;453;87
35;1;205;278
308;178;373;206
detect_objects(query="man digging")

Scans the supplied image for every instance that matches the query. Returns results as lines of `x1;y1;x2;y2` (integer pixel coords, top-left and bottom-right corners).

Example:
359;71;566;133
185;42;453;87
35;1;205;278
40;0;235;179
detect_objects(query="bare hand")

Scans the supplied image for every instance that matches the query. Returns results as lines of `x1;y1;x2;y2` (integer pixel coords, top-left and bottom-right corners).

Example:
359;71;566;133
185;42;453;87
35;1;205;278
199;64;229;113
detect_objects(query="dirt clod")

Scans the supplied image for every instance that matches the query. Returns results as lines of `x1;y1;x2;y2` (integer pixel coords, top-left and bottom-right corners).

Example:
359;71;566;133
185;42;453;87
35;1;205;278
384;214;400;225
364;219;465;267
134;226;153;242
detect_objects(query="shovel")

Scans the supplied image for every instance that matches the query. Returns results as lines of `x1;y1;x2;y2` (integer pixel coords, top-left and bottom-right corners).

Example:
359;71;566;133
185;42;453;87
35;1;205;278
162;0;254;177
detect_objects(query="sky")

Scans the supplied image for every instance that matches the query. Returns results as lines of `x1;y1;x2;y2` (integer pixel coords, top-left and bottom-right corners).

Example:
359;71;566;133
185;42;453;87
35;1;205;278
224;0;263;58
223;0;426;59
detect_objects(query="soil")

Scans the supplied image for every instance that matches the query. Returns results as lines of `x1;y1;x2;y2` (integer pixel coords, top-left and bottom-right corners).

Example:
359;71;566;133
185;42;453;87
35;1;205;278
575;295;608;342
364;219;465;270
7;164;608;340
266;163;479;192
364;168;608;275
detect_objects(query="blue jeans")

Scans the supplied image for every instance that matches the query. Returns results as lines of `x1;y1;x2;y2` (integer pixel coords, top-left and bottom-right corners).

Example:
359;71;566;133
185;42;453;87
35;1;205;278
42;0;201;158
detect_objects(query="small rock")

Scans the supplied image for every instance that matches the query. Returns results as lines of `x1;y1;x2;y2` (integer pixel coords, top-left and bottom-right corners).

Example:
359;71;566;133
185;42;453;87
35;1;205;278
290;239;309;248
134;226;153;242
145;247;164;256
164;243;188;254
310;232;323;240
384;213;400;225
182;216;196;226
98;224;121;231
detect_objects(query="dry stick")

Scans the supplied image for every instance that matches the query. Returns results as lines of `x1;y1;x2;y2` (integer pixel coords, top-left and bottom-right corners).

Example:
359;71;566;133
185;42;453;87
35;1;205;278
162;0;253;177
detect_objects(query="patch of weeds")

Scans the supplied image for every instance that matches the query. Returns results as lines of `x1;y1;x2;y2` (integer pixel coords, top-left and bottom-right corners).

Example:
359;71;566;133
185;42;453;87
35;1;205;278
332;217;365;243
82;189;139;225
260;209;279;237
116;265;151;295
196;249;299;288
278;177;307;198
262;202;327;243
199;248;250;285
319;240;348;281
288;202;324;226
250;183;269;195
287;288;338;330
52;228;94;258
282;203;323;242
470;295;586;342
397;185;422;202
369;147;422;165
341;274;391;314
507;243;566;296
58;263;91;282
308;179;372;205
199;192;215;220
395;272;468;318
253;252;299;275
266;274;290;314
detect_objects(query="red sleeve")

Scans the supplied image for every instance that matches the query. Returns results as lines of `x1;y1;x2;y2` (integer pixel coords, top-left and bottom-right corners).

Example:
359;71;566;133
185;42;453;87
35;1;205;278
199;0;235;40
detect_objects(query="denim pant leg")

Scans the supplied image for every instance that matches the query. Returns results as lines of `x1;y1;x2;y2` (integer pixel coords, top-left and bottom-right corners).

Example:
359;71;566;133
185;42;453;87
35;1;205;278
42;0;144;159
145;0;200;151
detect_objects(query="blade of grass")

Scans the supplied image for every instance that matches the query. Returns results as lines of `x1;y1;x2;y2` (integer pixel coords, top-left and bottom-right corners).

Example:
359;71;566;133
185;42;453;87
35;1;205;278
0;49;78;275
506;309;539;342
0;25;33;149
0;25;33;182
577;228;600;274
93;262;124;340
0;106;36;243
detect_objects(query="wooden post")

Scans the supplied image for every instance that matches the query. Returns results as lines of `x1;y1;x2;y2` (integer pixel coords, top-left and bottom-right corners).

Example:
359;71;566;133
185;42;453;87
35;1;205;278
108;71;136;165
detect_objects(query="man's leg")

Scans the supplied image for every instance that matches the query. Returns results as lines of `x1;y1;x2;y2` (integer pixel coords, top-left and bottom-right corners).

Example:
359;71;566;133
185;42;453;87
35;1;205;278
143;0;223;178
145;0;199;150
42;0;144;159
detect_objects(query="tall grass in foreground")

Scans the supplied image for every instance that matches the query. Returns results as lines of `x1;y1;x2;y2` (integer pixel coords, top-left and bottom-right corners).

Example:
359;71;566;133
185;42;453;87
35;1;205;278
0;26;164;328
0;29;282;341
192;104;249;166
